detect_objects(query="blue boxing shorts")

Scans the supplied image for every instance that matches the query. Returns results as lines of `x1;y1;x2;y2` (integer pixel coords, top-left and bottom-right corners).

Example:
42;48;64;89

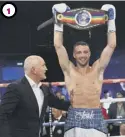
64;107;108;137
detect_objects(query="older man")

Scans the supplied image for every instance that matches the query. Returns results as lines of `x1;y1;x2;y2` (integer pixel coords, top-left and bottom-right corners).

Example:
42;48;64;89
0;55;70;137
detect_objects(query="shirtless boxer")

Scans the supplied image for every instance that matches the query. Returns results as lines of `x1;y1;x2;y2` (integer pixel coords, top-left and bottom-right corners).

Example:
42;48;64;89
52;3;116;137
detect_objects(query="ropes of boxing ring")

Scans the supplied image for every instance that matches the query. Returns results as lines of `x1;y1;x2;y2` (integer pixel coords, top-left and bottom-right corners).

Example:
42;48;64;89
44;98;125;127
46;102;125;137
0;78;125;87
44;78;125;137
0;78;125;137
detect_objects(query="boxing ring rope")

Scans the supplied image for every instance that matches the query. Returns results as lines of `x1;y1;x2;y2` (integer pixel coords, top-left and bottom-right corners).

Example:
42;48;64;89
50;78;125;85
100;98;125;103
43;118;125;127
0;78;125;137
0;78;125;88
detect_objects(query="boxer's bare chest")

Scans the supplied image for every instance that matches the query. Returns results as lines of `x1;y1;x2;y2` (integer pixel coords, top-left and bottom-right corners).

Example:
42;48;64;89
71;68;102;95
65;66;103;107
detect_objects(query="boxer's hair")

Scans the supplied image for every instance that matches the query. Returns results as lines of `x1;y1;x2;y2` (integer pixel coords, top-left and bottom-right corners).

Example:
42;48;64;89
73;41;90;51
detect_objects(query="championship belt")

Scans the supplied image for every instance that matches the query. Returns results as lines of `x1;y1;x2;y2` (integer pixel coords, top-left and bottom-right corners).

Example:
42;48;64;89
37;7;108;31
56;7;108;30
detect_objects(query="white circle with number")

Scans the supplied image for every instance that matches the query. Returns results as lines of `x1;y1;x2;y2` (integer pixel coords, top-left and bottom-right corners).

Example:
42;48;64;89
2;3;16;18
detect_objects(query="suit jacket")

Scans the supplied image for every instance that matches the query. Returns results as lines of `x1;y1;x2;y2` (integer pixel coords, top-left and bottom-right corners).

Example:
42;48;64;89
108;103;125;119
0;77;70;137
45;116;65;137
108;103;125;136
53;116;65;137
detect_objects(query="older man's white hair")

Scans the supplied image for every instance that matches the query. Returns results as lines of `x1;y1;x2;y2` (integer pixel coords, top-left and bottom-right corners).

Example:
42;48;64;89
24;55;42;74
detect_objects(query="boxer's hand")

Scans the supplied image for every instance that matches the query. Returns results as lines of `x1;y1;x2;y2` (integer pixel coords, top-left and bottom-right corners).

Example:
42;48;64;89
52;3;70;32
52;3;70;15
101;4;116;32
101;4;116;20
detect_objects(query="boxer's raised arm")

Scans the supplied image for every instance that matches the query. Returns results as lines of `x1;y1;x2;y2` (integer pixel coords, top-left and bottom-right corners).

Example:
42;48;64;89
99;4;116;71
52;3;71;75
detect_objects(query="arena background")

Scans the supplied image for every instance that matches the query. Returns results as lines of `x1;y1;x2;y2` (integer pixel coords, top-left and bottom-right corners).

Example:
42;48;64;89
0;1;125;100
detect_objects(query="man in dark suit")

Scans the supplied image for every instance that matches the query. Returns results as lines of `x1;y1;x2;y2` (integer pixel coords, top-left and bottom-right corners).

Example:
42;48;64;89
52;108;66;137
0;55;70;137
45;108;66;137
108;92;125;136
